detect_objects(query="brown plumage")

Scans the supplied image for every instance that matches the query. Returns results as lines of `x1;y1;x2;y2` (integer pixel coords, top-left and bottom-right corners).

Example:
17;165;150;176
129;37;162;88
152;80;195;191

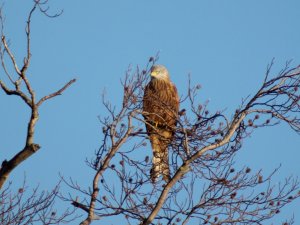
143;65;179;182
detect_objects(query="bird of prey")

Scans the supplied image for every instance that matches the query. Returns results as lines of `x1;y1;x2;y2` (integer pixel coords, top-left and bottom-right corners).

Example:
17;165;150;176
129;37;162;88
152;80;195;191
143;65;179;182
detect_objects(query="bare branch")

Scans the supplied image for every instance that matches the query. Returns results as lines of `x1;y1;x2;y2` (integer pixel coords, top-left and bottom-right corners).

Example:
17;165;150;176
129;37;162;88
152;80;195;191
0;179;78;224
37;78;77;107
1;36;21;75
0;144;40;189
0;80;32;107
0;1;76;189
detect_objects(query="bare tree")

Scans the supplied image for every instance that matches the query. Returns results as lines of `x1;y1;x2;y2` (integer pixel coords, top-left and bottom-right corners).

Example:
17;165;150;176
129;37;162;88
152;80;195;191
0;0;76;224
1;1;299;225
66;57;300;225
0;179;77;225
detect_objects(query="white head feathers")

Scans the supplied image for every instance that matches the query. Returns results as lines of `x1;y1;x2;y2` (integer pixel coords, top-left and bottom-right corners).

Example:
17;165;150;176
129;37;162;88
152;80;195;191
150;65;170;81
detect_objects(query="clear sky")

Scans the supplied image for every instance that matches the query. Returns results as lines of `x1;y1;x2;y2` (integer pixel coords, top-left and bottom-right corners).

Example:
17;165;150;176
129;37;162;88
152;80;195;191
1;0;300;224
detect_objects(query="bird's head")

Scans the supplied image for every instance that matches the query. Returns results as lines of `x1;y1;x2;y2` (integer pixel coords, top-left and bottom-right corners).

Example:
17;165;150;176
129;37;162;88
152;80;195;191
150;65;170;81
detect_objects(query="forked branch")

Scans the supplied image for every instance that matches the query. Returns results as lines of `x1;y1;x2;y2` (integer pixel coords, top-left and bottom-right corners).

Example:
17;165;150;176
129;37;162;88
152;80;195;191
0;0;76;189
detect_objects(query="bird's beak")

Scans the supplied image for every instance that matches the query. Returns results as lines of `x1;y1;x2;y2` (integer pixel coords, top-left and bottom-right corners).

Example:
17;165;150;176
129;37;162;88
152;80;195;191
150;71;157;77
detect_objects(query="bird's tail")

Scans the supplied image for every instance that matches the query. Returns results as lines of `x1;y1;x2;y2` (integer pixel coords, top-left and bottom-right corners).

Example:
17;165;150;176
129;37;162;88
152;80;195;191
150;134;171;183
151;149;170;183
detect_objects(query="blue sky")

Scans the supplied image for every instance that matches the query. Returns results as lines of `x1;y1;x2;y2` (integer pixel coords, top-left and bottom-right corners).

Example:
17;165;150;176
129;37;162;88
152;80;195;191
1;0;300;223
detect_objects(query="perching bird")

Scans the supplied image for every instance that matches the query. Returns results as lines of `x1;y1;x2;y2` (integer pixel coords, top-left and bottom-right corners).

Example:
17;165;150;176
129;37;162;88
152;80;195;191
143;65;179;182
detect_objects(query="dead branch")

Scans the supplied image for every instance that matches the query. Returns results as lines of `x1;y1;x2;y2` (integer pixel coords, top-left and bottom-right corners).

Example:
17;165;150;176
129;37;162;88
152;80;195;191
36;78;77;107
0;179;78;225
0;0;76;189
